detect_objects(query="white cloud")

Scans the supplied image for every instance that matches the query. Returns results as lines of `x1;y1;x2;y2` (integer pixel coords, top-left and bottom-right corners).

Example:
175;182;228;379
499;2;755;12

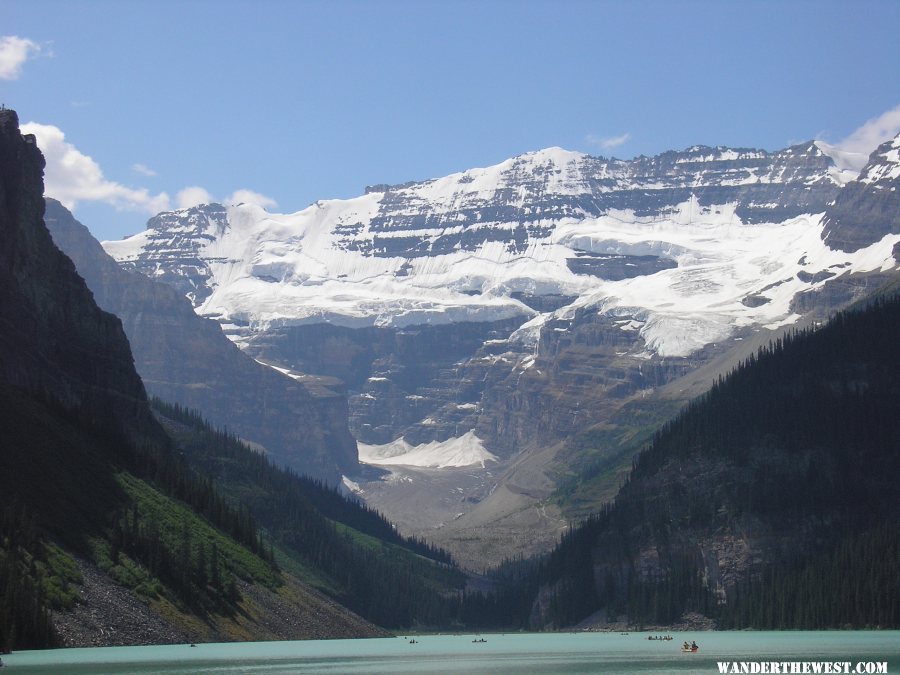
176;186;214;209
20;120;279;219
837;105;900;155
176;187;276;211
0;36;41;80
21;121;171;214
132;163;157;177
224;189;277;209
586;132;632;151
819;104;900;173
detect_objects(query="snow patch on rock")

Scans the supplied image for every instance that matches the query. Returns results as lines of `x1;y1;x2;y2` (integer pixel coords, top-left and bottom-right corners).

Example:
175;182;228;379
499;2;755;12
358;431;497;468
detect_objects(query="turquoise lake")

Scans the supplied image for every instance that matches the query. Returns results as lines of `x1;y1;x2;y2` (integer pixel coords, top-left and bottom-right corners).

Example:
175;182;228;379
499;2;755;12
3;631;898;674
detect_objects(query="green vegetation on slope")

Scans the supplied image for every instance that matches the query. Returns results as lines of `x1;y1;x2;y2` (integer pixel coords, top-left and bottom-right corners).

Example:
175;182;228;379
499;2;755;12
553;398;686;518
0;381;283;648
98;473;279;615
0;506;69;650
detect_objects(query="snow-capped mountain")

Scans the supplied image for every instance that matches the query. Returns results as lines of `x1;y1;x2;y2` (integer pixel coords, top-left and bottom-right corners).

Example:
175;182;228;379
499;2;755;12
105;140;895;359
102;137;900;567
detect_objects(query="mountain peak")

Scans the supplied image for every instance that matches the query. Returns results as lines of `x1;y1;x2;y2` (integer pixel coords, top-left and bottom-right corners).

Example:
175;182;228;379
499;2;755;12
0;107;155;444
821;132;900;252
857;132;900;186
515;146;585;164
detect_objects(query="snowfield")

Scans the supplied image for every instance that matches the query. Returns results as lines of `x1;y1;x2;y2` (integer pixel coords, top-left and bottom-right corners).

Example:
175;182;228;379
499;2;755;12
357;431;497;469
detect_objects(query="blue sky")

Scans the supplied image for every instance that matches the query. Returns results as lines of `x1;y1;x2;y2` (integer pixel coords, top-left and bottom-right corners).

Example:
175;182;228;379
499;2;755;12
3;0;900;241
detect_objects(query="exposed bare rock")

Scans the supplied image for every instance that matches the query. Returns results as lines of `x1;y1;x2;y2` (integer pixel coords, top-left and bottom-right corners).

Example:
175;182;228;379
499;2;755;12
52;558;188;648
52;558;387;648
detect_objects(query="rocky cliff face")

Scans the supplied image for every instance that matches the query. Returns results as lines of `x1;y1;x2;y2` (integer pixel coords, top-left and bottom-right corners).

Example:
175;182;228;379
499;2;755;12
243;317;524;445
44;199;358;482
107;144;842;309
472;309;717;458
364;142;837;253
124;204;229;305
0;110;152;437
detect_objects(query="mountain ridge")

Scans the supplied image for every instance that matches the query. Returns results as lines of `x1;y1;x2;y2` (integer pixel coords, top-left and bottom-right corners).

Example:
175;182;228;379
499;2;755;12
822;134;900;252
102;137;896;347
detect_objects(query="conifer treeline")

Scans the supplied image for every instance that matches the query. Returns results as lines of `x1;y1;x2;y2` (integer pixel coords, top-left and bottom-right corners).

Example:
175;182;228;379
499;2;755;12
109;505;249;613
0;380;281;649
0;505;58;651
119;433;272;563
152;398;452;564
720;522;900;628
525;294;900;628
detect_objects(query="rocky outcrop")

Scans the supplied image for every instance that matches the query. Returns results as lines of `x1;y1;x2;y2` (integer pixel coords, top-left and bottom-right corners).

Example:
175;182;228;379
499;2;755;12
122;204;228;305
821;134;900;252
44;199;358;482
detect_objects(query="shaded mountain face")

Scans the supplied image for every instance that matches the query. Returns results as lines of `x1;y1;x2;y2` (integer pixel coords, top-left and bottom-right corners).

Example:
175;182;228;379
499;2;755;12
0;110;152;440
0;110;461;651
0;109;159;575
44;199;358;483
0;109;168;648
0;110;406;649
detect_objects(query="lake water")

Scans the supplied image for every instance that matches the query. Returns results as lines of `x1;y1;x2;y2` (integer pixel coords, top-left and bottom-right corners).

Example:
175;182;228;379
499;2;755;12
2;631;898;674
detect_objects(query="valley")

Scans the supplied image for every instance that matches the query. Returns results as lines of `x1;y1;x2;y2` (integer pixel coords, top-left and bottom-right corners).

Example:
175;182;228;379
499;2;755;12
99;136;900;567
2;106;897;649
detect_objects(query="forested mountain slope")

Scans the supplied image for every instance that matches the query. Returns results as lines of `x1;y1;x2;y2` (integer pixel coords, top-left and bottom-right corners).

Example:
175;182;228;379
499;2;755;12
152;399;466;629
526;288;900;629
